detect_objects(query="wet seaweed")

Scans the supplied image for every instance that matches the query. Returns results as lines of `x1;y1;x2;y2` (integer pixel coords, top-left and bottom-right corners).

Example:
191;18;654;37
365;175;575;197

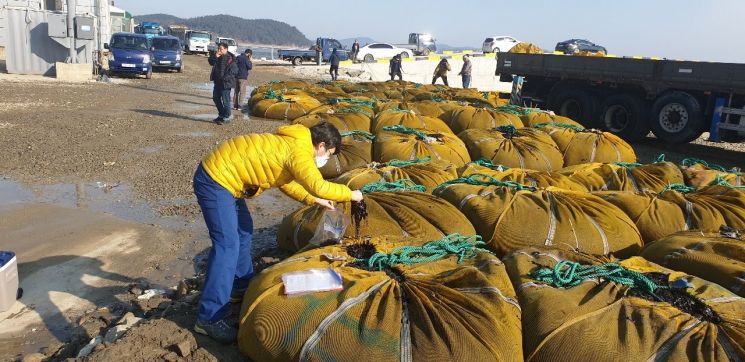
351;200;369;238
627;272;722;323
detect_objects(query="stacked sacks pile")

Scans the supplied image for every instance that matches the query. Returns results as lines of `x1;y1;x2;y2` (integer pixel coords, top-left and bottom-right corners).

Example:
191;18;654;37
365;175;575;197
444;105;524;134
335;157;458;193
277;179;475;252
374;125;471;167
504;248;745;361
250;90;322;121
680;158;743;188
459;159;588;192
293;107;372;132
508;42;543;54
560;155;685;192
595;190;687;244
641;226;745;297
433;174;643;257
376;100;464;118
535;122;636;165
459;125;564;171
238;234;523;361
320;131;375;179
504;106;583;128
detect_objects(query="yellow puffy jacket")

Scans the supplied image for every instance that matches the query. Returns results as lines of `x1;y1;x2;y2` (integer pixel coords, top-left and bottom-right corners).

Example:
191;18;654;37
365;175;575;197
201;124;352;204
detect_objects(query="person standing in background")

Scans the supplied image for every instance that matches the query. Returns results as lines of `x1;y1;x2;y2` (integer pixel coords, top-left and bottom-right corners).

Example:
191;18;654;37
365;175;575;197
208;43;238;125
432;58;451;86
459;54;473;89
351;40;360;63
389;54;403;81
233;49;253;111
329;48;340;81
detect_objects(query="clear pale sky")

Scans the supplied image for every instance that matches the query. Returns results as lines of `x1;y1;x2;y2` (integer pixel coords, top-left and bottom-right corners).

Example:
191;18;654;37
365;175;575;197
118;0;745;62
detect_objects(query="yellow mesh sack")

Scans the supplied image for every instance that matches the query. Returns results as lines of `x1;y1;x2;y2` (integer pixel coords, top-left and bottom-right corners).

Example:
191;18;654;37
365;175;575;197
536;123;636;166
595;190;687;243
252;93;322;121
252;80;312;96
319;131;375;179
277;189;476;252
519;110;583;128
641;228;745;297
238;235;523;362
372;109;453;134
293;110;372;133
458;126;564;171
335;157;458;193
560;158;685;192
447;106;524;134
680;158;744;188
433;175;643;257
659;184;745;232
374;126;471;167
508;42;543;54
504;248;745;361
458;161;588;192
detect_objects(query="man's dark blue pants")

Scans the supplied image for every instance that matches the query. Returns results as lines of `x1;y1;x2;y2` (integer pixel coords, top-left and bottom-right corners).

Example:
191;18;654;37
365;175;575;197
212;85;233;120
193;164;253;322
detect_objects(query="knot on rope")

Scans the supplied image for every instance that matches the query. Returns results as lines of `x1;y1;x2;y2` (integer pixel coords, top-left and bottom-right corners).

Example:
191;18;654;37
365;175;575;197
433;173;537;193
356;234;491;271
340;130;375;141
386;156;432;168
360;179;426;194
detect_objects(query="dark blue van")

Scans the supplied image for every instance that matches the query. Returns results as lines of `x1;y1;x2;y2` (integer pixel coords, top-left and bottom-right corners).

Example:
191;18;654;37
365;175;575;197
105;32;153;79
151;36;184;72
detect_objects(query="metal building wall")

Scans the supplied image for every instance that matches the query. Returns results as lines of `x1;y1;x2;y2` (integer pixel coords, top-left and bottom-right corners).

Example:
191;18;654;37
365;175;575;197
5;7;93;75
0;1;44;47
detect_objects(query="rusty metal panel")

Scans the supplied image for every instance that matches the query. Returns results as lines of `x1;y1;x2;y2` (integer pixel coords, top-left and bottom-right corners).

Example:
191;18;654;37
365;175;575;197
5;8;93;75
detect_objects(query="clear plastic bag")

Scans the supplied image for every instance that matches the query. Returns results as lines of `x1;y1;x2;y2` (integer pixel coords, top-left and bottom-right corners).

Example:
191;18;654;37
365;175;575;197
308;208;350;247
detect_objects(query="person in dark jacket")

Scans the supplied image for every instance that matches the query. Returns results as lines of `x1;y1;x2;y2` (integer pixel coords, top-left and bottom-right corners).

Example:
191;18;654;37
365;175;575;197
328;48;340;81
351;40;360;63
233;49;253;111
389;55;403;81
208;43;238;125
432;58;451;86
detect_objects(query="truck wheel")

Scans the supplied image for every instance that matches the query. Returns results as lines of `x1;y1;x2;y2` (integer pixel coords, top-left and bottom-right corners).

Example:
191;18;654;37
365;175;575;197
547;87;599;127
292;57;302;66
600;94;650;142
364;54;374;63
650;91;705;144
421;48;431;56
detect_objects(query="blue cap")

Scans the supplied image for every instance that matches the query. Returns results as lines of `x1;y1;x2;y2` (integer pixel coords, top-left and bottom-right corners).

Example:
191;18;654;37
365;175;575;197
0;251;15;268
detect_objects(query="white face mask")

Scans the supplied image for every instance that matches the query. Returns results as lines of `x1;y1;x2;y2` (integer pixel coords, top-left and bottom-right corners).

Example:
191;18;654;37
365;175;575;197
315;155;330;168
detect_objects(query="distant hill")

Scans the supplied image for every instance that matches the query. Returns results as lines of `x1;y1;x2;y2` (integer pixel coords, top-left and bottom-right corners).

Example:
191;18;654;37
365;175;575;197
439;43;479;52
339;37;377;48
134;14;312;47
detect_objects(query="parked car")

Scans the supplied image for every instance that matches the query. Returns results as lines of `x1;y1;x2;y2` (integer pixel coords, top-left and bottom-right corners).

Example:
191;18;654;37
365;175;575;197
482;36;520;53
208;37;238;55
151;36;183;73
278;38;348;65
105;32;153;79
555;39;607;54
357;43;414;62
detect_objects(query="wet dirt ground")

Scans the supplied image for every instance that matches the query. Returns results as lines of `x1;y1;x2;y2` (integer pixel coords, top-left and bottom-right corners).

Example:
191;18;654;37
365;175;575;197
0;55;743;361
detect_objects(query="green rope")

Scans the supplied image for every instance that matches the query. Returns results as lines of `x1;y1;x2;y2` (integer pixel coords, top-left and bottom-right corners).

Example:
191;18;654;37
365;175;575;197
268;80;281;84
660;183;696;194
381;108;416;114
382;125;430;140
529;260;663;300
334;107;373;118
386;156;432;168
360;179;426;194
329;98;375;108
433;173;537;193
472;158;511;171
357;234;492;271
654;154;666;163
615;154;667;168
340;130;375;141
263;89;285;101
496;125;520;139
713;175;745;189
534;122;585;132
680;158;729;172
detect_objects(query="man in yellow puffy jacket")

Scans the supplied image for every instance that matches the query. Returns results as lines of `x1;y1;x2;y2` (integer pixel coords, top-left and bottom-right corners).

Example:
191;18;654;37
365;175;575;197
192;122;364;343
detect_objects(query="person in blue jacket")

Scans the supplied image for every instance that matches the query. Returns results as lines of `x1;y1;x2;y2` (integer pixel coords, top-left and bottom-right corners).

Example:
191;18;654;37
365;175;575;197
233;49;253;110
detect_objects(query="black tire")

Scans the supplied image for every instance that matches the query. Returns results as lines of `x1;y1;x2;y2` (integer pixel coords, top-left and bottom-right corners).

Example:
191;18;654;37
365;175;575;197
650;91;705;144
547;87;599;127
292;57;302;66
421;48;431;56
364;54;374;63
599;94;650;142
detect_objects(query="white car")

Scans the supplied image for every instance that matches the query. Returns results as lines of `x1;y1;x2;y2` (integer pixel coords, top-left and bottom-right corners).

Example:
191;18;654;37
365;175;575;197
357;43;414;62
208;37;238;55
482;36;520;53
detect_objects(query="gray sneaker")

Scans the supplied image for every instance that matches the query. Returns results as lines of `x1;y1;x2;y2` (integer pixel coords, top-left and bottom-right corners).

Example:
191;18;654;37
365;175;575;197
194;319;237;344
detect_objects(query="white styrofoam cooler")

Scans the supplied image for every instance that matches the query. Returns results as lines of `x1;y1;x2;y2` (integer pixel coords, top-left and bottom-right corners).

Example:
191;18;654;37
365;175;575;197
0;251;19;312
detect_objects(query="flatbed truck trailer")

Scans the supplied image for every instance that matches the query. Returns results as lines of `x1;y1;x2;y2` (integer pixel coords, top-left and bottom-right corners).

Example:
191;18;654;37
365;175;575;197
496;53;745;143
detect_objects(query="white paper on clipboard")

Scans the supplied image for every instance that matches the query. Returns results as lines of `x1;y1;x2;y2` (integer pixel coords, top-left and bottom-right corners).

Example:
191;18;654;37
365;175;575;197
282;268;344;295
